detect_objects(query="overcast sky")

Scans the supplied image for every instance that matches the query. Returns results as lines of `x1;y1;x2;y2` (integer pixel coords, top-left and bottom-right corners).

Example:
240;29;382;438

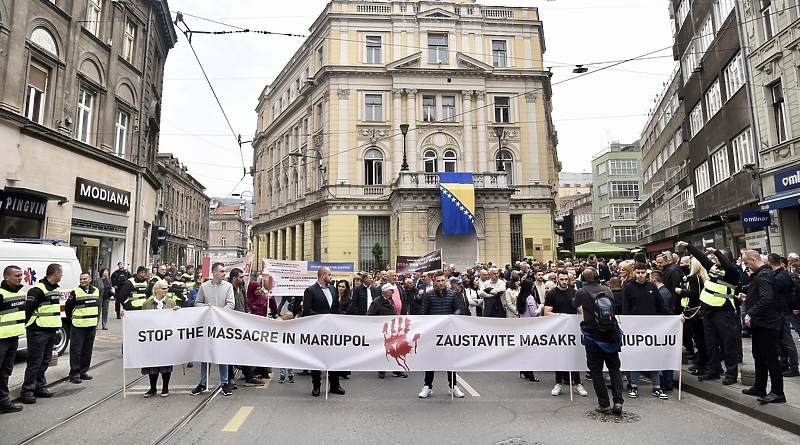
160;0;676;198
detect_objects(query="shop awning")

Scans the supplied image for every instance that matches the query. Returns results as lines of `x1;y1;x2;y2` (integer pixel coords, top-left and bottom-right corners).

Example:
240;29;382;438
758;189;800;211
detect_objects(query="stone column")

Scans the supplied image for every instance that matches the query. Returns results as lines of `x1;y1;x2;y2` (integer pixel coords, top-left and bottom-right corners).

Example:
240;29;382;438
337;89;350;184
392;88;404;174
525;91;540;183
475;91;488;170
462;90;474;172
295;224;303;260
405;89;417;171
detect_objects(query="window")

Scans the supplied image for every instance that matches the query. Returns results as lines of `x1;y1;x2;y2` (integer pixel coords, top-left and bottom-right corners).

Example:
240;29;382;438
442;96;455;122
316;102;323;129
698;14;714;57
123;19;136;63
714;0;735;29
695;162;711;194
705;78;722;119
364;149;383;185
491;40;507;67
496;150;513;184
689;104;704;139
597;161;607;175
609;159;638;176
86;0;102;37
422;96;436;122
600;205;610;218
317;47;323;70
610;181;639;198
31;28;58;56
770;82;788;143
366;36;382;64
494;96;510;123
681;42;698;84
423;149;438;173
359;216;390;272
220;236;227;247
76;88;95;144
711;146;730;185
221;221;227;230
443;149;457;172
731;128;755;173
723;52;745;100
613;227;637;244
114;110;129;158
428;34;448;64
365;94;382;121
25;63;48;124
677;0;690;27
761;1;776;40
598;183;608;196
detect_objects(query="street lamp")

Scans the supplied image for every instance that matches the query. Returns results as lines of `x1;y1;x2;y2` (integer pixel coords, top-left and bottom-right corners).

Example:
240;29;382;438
231;191;254;203
400;124;410;171
493;126;505;172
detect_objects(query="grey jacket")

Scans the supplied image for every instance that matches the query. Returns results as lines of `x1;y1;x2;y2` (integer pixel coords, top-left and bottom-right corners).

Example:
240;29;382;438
195;280;234;309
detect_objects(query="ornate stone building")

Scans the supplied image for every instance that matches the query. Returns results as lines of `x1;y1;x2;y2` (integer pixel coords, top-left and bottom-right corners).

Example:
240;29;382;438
0;0;176;273
156;153;210;267
250;0;559;271
208;200;249;259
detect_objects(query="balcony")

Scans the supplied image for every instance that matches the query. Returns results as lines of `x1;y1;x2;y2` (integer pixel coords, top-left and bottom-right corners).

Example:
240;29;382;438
395;172;509;189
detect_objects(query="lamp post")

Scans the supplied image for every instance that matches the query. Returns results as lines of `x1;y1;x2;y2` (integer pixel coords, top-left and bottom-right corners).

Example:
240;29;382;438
493;126;505;172
400;124;409;171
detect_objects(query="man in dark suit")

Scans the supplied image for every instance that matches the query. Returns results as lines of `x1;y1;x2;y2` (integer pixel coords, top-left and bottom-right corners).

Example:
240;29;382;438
351;273;379;315
303;266;345;397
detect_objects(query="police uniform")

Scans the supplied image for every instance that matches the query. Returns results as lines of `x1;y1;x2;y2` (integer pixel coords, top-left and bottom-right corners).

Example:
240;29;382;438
168;279;187;307
66;284;99;382
0;279;25;411
119;276;149;311
21;278;62;402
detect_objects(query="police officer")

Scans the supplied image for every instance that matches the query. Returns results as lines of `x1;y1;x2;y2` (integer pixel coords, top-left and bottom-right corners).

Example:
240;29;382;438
0;266;25;413
119;266;150;311
167;274;187;307
110;261;131;319
678;241;741;385
146;264;168;298
20;263;63;405
182;265;196;285
65;272;99;384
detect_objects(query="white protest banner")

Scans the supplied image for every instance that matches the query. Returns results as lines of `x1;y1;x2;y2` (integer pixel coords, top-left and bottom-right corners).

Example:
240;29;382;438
123;308;681;372
201;255;253;279
261;260;354;296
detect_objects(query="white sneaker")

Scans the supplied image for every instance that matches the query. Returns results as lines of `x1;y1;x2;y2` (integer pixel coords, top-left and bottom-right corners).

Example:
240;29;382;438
418;385;432;398
450;386;465;398
551;383;562;396
575;383;588;397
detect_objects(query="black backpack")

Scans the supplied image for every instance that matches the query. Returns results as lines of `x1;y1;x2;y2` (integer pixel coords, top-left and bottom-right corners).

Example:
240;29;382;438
591;288;618;332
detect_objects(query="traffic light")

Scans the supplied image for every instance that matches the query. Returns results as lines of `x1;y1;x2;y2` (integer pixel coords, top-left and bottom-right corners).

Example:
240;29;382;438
554;211;574;254
150;225;167;254
157;226;167;248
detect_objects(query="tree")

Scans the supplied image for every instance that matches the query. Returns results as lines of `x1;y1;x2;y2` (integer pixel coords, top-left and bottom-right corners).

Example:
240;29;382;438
371;242;385;270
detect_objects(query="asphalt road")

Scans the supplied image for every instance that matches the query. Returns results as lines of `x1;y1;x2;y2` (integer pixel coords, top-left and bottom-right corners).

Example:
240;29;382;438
3;318;797;445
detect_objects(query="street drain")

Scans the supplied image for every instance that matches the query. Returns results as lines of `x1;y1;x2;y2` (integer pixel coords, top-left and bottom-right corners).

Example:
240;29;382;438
494;439;547;445
54;387;86;397
585;410;641;423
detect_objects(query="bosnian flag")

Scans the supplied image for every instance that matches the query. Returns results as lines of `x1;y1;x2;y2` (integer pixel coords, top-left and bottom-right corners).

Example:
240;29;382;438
438;172;475;235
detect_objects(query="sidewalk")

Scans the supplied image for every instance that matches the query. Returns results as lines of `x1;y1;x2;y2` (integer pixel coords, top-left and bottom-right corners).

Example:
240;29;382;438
679;336;800;436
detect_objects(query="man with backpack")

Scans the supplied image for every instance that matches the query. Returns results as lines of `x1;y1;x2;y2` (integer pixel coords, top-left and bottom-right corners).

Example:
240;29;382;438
574;268;624;415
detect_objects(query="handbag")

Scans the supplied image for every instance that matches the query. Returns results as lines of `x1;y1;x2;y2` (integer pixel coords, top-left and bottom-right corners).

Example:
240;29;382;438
682;306;702;324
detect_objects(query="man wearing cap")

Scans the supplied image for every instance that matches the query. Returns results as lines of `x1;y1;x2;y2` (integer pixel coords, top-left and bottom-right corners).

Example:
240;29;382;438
110;261;130;319
369;283;408;378
450;277;470;316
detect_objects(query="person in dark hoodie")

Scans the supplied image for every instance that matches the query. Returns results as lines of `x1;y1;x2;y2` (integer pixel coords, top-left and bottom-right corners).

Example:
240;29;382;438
740;250;785;404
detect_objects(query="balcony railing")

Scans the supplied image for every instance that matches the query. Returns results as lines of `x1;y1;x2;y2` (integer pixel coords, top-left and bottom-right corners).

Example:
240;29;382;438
395;172;509;189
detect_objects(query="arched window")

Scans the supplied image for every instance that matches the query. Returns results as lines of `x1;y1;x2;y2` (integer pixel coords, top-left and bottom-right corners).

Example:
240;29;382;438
423;149;438;173
283;176;290;204
31;28;58;56
364;148;383;185
443;149;457;172
292;170;300;199
496;150;514;184
220;235;227;247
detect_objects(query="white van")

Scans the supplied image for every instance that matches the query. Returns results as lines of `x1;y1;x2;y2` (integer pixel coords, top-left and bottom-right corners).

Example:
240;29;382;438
0;239;80;355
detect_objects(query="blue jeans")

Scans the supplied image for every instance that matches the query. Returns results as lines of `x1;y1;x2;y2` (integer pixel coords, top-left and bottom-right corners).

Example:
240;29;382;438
790;314;800;339
660;370;674;389
277;297;292;314
629;371;660;388
200;362;228;387
280;368;294;378
740;302;749;335
555;371;581;385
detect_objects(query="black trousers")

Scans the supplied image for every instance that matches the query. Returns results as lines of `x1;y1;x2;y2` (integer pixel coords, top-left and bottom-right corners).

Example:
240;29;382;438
778;315;799;370
22;329;56;395
0;337;18;403
423;371;456;389
689;318;707;370
585;348;624;408
702;309;738;378
69;326;96;378
115;297;123;318
751;327;784;395
310;370;340;389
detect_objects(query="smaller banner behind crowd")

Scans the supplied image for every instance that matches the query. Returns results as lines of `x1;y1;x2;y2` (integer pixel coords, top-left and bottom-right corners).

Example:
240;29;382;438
395;249;443;275
201;255;253;280
123;308;681;372
261;260;354;296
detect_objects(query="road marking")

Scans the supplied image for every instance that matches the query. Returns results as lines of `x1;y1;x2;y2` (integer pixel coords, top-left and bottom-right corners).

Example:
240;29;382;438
221;406;254;432
456;375;480;397
258;374;274;390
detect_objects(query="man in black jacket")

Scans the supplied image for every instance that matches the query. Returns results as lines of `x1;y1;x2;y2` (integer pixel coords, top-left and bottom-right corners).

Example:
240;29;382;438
302;266;344;397
110;262;130;319
418;270;463;399
351;273;379;316
740;250;785;404
767;254;799;377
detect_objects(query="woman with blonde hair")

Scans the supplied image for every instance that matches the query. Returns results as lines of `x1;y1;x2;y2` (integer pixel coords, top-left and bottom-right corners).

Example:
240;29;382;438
618;261;634;287
675;256;708;376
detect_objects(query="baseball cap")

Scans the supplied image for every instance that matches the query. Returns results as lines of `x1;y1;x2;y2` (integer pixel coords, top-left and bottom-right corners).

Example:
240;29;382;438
450;277;462;285
381;283;396;292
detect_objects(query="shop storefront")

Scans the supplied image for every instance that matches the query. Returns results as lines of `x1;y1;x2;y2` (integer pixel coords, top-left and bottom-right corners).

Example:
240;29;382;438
0;190;47;238
70;178;131;274
759;167;800;255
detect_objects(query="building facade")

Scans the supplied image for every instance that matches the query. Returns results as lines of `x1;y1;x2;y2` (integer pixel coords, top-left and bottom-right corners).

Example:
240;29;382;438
250;0;559;272
208;200;249;259
572;191;593;246
0;0;176;273
591;142;641;249
738;0;800;254
558;171;592;216
156;153;210;267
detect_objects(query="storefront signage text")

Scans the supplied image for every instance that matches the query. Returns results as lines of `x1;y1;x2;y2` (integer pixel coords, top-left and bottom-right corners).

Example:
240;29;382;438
75;178;131;211
0;192;46;220
774;168;800;193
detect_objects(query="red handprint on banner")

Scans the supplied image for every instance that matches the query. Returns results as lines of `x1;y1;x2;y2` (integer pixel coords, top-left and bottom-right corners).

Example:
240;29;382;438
382;316;421;372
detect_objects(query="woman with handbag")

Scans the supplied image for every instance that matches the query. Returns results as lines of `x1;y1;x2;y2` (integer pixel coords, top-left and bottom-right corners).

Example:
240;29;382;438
676;256;708;376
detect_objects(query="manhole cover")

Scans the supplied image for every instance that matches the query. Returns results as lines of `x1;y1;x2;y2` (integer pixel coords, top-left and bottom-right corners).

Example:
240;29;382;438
54;387;86;397
585;410;641;423
494;439;547;445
